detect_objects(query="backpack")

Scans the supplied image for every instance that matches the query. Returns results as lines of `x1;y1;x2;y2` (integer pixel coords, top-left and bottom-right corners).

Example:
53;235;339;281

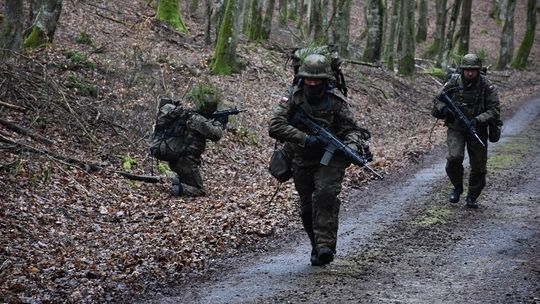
149;97;190;162
287;45;348;97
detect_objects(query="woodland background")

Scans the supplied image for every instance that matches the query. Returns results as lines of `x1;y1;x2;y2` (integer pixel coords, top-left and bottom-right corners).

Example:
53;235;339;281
1;0;539;302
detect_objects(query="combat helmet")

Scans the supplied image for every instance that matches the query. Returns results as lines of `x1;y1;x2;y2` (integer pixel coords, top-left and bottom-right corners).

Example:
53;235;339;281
460;53;482;70
187;83;222;115
297;54;332;79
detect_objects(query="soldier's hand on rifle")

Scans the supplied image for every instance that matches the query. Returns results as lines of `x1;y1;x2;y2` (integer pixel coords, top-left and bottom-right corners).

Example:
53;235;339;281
441;106;454;122
362;146;373;163
215;115;228;126
305;135;327;148
468;118;477;132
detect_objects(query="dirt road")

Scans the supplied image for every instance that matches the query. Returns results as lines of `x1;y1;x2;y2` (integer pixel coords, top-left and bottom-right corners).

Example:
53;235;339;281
141;96;540;304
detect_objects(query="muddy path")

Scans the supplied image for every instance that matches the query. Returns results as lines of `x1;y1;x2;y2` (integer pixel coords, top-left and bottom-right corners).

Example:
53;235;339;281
140;96;540;304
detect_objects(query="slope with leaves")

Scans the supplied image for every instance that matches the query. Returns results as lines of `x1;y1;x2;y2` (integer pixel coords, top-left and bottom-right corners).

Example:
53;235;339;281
1;1;539;302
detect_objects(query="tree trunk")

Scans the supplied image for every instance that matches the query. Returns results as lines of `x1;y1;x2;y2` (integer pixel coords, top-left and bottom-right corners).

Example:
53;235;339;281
309;0;324;43
1;0;24;57
383;0;400;71
211;0;238;75
496;0;516;69
23;0;63;49
441;0;462;69
457;0;472;56
204;0;213;45
398;0;415;76
190;0;200;17
425;0;446;66
511;0;537;69
289;0;298;21
262;0;276;40
362;0;385;62
416;0;428;42
279;0;288;27
247;0;264;41
155;0;190;35
330;0;352;57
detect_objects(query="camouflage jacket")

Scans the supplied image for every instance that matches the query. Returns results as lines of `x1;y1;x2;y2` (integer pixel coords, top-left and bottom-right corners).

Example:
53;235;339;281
183;112;223;164
268;86;371;167
432;74;501;131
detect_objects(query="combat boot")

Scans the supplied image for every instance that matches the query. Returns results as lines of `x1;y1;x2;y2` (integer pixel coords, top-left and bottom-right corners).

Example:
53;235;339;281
465;196;478;209
311;246;334;266
171;177;183;196
449;187;463;203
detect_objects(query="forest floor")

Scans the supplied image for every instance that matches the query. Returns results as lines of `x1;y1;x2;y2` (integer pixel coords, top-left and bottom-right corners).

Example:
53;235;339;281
1;0;539;303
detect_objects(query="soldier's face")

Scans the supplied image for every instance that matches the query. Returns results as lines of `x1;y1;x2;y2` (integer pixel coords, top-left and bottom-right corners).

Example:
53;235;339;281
304;78;324;86
463;69;479;81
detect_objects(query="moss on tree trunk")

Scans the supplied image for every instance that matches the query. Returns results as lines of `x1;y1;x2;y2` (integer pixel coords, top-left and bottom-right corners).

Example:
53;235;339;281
211;0;237;75
156;0;190;35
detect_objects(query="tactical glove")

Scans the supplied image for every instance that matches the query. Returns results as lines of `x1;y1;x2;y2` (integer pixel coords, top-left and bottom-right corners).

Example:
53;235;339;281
360;145;373;162
215;115;229;126
468;118;477;132
305;135;327;148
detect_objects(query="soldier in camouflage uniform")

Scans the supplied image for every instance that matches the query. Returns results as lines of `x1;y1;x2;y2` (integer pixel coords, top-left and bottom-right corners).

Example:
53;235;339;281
170;84;225;197
268;54;372;266
432;53;501;208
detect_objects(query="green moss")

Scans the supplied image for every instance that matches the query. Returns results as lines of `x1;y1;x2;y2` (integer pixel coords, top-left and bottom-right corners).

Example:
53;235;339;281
66;50;95;69
423;67;445;78
76;31;94;46
122;155;137;171
414;206;452;226
23;26;48;50
211;0;236;75
157;162;172;175
156;0;190;34
66;75;98;97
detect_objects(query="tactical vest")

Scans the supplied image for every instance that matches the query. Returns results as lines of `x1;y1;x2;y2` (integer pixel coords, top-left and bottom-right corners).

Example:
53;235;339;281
450;74;486;119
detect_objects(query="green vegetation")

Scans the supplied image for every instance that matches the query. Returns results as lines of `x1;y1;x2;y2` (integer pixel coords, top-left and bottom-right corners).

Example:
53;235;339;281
423;66;445;78
76;31;94;46
23;27;48;50
122;155;137;171
66;50;95;69
414;205;452;226
66;75;98;97
157;162;172;175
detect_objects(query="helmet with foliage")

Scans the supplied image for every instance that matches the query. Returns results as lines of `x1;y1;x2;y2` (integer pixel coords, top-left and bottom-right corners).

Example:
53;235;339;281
297;54;332;79
460;53;482;70
187;83;222;115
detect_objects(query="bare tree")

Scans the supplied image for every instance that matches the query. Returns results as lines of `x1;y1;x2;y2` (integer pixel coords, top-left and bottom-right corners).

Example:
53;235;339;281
247;0;264;41
309;0;324;43
23;0;64;49
441;0;462;68
330;0;352;57
511;0;538;69
456;0;472;56
262;0;276;40
211;0;240;74
398;0;415;76
496;0;516;69
0;0;24;57
362;0;385;62
383;0;400;71
416;0;428;42
426;0;447;67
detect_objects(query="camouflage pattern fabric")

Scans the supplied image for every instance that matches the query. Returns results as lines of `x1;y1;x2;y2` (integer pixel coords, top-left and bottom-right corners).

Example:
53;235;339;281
169;112;223;197
268;85;370;251
432;73;501;200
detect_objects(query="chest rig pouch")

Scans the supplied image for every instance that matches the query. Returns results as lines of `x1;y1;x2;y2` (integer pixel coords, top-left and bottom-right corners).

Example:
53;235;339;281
452;77;484;119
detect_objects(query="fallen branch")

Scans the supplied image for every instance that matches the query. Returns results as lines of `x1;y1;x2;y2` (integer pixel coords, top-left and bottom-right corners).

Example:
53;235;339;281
0;100;26;112
346;59;381;68
0;134;159;183
0;117;54;145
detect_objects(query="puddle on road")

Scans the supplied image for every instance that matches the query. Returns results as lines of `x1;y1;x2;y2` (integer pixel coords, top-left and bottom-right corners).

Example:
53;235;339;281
146;96;540;304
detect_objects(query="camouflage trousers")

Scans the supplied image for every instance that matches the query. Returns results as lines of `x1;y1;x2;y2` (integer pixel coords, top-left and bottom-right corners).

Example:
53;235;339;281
292;163;346;252
446;127;489;200
169;157;206;197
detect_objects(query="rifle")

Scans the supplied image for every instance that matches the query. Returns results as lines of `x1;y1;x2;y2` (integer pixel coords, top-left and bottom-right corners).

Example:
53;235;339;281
439;92;485;147
294;111;383;179
211;108;245;125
